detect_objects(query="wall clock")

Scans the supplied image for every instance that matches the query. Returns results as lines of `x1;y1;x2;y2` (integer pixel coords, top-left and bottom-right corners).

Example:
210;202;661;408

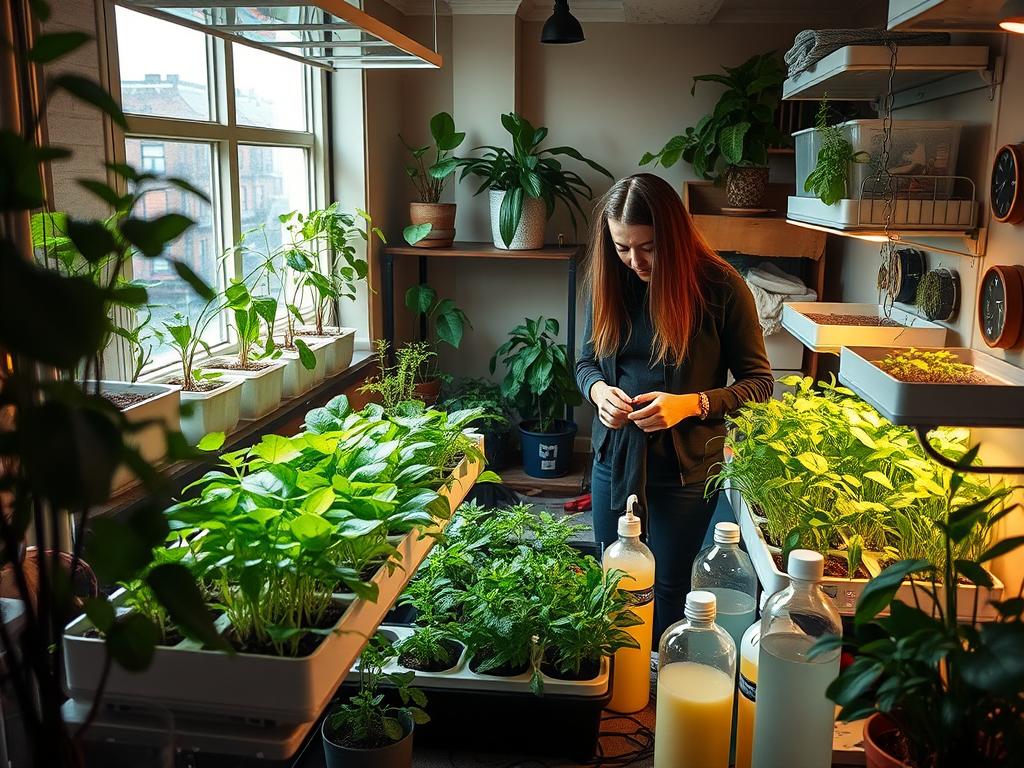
991;144;1024;224
978;264;1024;349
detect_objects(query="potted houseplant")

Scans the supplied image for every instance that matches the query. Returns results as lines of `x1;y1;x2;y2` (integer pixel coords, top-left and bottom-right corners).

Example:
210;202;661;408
803;98;870;205
813;455;1024;768
641;52;786;210
401;111;465;248
358;340;434;413
439;376;515;470
491;317;582;478
455;112;612;250
404;283;471;404
322;636;429;768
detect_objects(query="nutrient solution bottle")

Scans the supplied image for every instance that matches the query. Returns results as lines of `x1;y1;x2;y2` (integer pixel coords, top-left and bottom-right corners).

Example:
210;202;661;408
602;494;655;713
735;620;761;768
655;591;737;768
751;550;842;768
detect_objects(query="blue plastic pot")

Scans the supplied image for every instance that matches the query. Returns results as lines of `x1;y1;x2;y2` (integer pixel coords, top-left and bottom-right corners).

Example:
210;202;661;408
519;420;577;478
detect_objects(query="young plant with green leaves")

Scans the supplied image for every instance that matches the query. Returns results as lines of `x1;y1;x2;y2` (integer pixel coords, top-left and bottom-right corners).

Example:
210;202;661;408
395;625;461;671
641;52;786;178
439;376;515;431
876;348;982;385
401;111;465;245
454;112;612;248
221;278;280;370
490;316;582;432
358;340;434;413
803;98;869;206
404;283;471;382
153;303;226;392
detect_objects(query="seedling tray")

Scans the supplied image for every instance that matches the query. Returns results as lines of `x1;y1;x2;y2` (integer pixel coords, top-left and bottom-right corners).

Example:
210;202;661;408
839;346;1024;427
63;440;483;726
782;303;948;354
733;491;1002;620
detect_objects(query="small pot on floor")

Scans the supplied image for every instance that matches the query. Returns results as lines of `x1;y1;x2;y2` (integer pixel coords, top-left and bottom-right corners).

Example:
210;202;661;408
412;377;442;406
519;419;577;478
322;711;414;768
863;714;912;768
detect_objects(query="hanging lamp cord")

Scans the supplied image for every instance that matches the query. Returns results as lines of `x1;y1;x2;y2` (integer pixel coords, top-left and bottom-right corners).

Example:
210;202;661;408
914;426;1024;475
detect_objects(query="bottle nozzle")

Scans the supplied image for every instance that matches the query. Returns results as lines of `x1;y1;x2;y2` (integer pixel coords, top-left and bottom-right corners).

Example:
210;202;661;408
618;495;643;537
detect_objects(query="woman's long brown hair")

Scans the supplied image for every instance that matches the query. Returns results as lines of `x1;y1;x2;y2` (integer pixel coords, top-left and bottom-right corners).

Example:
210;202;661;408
585;173;727;365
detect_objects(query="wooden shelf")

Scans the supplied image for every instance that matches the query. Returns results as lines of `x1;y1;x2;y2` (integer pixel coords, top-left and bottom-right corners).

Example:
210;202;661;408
500;455;589;497
383;242;580;261
888;0;1006;31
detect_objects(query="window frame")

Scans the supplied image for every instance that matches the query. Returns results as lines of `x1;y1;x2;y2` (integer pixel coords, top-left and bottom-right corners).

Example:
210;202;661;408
99;1;330;381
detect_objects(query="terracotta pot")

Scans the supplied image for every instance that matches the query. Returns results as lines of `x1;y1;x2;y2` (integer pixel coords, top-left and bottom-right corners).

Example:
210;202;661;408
409;202;456;248
725;165;769;208
863;714;912;768
413;377;442;406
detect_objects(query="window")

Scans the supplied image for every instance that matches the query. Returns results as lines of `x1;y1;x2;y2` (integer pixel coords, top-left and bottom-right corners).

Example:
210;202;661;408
112;7;325;372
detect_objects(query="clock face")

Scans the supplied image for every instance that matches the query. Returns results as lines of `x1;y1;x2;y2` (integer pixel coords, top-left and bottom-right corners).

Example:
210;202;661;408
980;270;1006;344
992;147;1019;221
978;265;1024;349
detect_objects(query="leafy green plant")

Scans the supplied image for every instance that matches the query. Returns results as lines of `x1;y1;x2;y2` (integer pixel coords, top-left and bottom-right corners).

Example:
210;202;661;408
326;635;429;748
395;625;460;670
490;316;582;432
359;340;434;412
153;306;226;392
876;348;981;384
404;283;471;381
813;454;1024;767
454;112;612;248
401;111;465;246
439;376;514;430
641;52;786;179
803;99;869;206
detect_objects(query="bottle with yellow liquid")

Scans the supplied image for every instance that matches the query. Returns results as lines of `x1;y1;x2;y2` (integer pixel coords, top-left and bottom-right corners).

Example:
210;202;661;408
654;591;737;768
735;619;761;768
602;494;655;713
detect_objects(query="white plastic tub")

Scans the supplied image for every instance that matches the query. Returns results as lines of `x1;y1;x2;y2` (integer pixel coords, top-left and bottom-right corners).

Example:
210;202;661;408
787;195;977;229
279;337;331;399
204;359;286;421
174;377;245;445
95;381;181;492
293;327;355;376
782;302;947;354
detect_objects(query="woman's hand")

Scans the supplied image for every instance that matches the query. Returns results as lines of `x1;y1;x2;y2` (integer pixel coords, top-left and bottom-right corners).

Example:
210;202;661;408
590;381;633;429
628;391;701;432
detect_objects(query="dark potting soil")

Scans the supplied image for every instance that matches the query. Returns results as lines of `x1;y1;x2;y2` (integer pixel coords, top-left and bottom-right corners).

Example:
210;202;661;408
875;729;917;767
296;328;342;337
205;357;273;372
803;312;902;328
541;652;601;682
770;549;871;580
103;391;150;410
228;602;345;657
83;626;185;647
398;639;464;673
166;377;229;393
468;651;530;677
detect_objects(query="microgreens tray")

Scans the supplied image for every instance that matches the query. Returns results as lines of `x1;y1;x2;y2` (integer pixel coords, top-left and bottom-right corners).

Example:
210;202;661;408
782;303;947;354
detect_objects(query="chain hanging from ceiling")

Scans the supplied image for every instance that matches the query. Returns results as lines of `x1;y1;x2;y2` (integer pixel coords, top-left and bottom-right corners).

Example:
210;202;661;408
875;41;900;317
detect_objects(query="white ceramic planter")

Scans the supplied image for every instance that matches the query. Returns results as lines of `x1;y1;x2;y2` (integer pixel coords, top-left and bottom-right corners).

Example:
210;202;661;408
489;189;546;250
203;359;287;421
293;326;355;376
63;437;484;724
93;381;181;493
279;336;331;399
782;302;948;354
173;377;245;445
733;491;1002;620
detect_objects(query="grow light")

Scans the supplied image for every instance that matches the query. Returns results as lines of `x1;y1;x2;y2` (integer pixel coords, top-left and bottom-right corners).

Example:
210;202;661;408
115;0;442;70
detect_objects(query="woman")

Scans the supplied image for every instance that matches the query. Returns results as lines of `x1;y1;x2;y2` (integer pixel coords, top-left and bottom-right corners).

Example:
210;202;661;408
576;173;773;638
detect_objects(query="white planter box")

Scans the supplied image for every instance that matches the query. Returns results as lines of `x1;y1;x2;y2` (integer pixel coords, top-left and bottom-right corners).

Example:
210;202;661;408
294;326;355;377
173;377;245;445
839;346;1024;427
204;360;286;421
279;337;331;399
783;302;948;354
733;491;1002;620
93;381;180;493
63;438;484;724
787;195;977;230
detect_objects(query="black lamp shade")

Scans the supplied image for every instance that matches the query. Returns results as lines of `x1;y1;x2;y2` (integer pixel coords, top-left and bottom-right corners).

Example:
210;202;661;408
541;1;584;44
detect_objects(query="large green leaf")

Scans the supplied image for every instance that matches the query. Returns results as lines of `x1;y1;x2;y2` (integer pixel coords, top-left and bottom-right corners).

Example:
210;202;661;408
718;122;750;166
403;223;432;246
435;308;465;349
120;214;194;258
51;74;127;128
498;187;524;248
855;559;931;624
29;31;91;63
106;613;159;671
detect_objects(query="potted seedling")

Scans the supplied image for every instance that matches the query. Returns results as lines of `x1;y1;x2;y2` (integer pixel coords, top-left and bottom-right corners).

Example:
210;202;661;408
359;340;434;413
394;626;463;673
322;636;428;768
404;283;471;404
402;112;465;248
454;112;611;250
439;376;516;470
642;52;786;210
491;317;582;478
802;98;870;206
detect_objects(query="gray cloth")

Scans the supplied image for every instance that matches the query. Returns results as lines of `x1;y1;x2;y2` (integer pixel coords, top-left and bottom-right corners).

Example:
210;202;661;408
744;263;817;337
785;28;951;77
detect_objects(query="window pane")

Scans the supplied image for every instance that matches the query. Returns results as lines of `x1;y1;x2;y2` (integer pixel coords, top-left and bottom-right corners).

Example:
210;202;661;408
238;145;310;302
126;138;222;363
233;44;307;131
116;8;211;121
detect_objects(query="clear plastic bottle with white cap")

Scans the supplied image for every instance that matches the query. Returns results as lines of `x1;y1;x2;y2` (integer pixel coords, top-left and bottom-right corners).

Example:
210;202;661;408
602;494;656;713
751;550;843;768
691;521;757;650
655;590;736;768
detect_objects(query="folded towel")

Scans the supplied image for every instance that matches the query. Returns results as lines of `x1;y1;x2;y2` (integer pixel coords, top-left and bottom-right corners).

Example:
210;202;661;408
745;263;817;337
785;28;950;77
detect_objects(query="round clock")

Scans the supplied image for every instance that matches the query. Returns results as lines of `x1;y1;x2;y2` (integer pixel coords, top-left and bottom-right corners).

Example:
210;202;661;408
978;264;1024;349
991;144;1024;224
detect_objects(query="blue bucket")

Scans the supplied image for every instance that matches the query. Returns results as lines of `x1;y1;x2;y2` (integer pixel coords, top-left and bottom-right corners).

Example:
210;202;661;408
519;420;577;478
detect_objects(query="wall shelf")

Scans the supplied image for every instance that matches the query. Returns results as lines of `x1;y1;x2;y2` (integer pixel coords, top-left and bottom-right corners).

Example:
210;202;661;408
782;44;990;101
888;0;1007;32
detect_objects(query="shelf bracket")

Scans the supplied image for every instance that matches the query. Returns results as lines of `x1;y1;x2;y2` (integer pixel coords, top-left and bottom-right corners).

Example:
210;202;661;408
914;426;1024;475
887;55;1003;111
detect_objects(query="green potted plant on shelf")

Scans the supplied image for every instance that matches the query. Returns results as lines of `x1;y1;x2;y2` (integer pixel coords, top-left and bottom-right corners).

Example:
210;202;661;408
813;453;1024;768
455;112;612;250
641;51;786;210
490;317;582;478
803;98;869;206
321;633;429;768
403;283;471;404
402;111;465;248
439;376;516;470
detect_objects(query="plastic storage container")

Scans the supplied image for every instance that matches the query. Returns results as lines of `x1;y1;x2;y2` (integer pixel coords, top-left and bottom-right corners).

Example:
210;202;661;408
795;120;962;200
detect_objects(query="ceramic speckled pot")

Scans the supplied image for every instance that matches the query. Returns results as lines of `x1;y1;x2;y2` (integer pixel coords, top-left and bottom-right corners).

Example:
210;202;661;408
489;189;546;250
725;166;769;208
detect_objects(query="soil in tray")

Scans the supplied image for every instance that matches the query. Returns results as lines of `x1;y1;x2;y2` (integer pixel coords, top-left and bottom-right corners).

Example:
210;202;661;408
166;377;230;394
205;357;273;372
468;651;530;677
771;550;871;580
399;639;464;673
227;602;345;657
541;652;601;682
296;328;343;337
103;391;151;410
876;362;994;385
83;626;185;647
802;312;902;328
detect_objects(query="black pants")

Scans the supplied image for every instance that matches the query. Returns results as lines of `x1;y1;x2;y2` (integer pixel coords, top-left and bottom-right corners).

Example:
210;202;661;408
592;451;719;643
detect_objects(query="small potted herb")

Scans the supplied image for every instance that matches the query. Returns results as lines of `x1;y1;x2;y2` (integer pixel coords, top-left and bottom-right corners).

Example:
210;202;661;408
803;98;869;205
491;317;582;478
439;376;515;470
394;626;463;673
401;112;465;248
358;340;434;413
322;637;429;768
404;283;471;404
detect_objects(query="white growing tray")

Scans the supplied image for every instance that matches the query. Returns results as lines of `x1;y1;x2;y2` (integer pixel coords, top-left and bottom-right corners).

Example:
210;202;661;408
787;196;977;230
839;346;1024;427
782;303;948;354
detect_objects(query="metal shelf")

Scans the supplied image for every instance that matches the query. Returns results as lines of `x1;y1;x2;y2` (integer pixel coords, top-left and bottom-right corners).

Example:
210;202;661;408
785;218;987;257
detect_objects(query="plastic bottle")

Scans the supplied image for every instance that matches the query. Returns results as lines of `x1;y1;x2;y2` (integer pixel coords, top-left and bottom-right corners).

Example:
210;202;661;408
735;620;761;768
691;521;757;650
751;550;842;768
654;591;737;768
602;494;656;713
